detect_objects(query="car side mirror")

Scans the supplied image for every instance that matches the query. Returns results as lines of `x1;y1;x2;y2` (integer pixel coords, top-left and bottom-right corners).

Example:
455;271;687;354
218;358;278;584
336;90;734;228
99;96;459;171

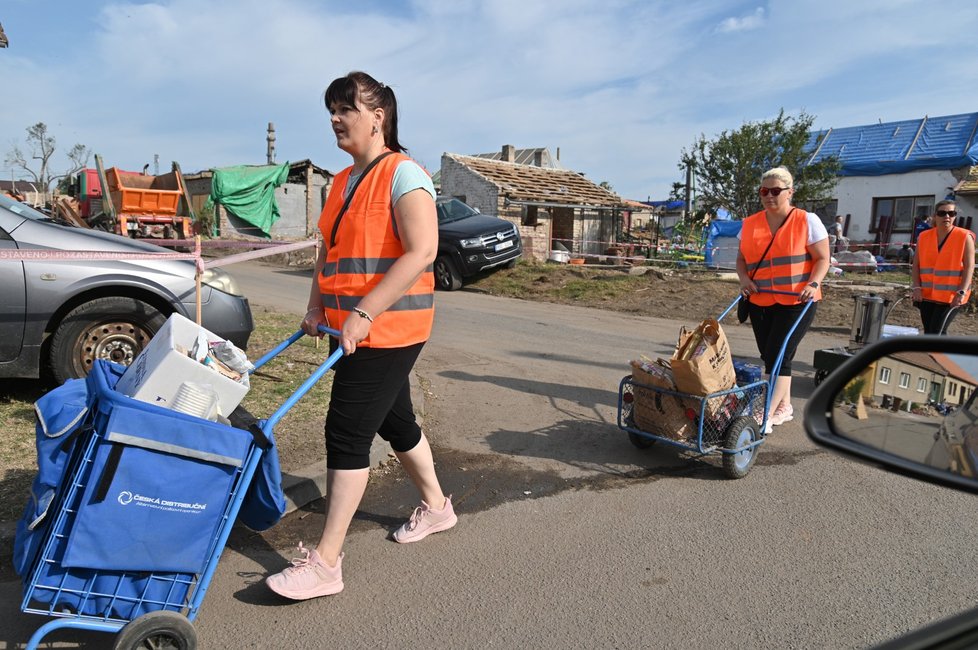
805;335;978;494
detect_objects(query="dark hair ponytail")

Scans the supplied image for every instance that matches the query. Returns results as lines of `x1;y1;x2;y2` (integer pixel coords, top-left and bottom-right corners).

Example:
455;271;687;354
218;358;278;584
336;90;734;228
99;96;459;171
324;71;406;154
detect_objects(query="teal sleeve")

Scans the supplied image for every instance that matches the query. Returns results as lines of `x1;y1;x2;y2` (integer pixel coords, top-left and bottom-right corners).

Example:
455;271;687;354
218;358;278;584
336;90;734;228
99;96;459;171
392;161;436;205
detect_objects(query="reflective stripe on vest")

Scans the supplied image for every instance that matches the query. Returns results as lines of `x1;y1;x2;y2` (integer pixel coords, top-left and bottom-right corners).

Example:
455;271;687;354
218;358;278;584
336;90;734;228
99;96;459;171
740;209;822;306
918;227;971;304
318;153;435;347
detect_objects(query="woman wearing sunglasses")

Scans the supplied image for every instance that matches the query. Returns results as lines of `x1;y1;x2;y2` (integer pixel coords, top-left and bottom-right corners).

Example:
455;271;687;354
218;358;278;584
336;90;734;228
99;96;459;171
736;167;830;432
911;200;975;334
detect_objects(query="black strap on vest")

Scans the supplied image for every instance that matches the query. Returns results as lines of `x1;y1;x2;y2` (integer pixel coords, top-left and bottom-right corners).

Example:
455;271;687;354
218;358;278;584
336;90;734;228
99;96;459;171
329;151;396;247
749;207;795;281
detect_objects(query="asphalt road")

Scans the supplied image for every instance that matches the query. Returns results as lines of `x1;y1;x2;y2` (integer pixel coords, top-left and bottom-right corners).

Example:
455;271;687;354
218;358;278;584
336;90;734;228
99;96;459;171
6;261;978;649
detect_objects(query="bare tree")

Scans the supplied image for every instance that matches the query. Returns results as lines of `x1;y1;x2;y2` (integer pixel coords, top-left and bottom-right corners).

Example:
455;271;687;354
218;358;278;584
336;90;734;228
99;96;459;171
5;122;90;200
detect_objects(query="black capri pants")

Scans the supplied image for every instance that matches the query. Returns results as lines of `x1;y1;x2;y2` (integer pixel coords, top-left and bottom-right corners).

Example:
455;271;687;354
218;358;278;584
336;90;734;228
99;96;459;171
916;300;959;335
747;301;817;377
324;340;425;470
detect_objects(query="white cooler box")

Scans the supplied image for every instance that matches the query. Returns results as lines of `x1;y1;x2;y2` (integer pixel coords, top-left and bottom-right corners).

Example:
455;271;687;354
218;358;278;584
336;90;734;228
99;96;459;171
115;313;249;415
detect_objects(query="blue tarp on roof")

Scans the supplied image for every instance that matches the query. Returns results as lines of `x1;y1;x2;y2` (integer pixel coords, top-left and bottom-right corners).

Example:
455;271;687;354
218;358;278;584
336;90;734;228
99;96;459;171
642;200;685;209
806;112;978;176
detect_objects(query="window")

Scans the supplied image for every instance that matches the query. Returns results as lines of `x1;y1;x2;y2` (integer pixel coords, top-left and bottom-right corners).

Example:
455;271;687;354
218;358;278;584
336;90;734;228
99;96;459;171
871;196;934;234
880;367;891;384
917;378;928;393
899;372;910;389
950;382;957;397
522;205;539;227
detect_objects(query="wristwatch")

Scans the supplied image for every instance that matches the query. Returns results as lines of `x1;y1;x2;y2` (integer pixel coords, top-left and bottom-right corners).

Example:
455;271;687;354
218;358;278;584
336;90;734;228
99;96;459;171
808;281;819;289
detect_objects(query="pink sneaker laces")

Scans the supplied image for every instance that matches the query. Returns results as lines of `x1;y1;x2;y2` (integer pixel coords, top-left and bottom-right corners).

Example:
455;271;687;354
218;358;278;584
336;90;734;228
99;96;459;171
283;542;317;575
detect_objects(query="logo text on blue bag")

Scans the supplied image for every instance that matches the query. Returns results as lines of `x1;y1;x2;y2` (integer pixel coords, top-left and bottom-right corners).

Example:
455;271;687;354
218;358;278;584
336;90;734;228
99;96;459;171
117;490;208;512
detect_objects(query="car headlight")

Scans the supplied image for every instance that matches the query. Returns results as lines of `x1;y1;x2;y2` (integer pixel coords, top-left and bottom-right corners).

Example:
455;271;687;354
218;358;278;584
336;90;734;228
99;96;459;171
200;268;243;296
460;237;483;249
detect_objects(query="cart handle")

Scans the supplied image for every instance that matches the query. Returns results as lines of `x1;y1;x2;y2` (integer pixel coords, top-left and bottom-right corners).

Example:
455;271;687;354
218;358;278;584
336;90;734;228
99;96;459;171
254;325;345;434
719;289;813;322
250;324;342;372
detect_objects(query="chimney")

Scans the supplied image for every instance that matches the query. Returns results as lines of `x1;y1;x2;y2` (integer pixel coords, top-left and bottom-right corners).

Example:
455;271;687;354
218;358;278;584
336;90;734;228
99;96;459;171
502;144;515;163
533;150;543;167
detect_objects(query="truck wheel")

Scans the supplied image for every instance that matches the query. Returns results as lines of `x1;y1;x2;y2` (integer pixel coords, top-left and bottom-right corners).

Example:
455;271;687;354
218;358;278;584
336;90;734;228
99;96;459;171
49;297;167;383
434;255;463;291
113;611;197;650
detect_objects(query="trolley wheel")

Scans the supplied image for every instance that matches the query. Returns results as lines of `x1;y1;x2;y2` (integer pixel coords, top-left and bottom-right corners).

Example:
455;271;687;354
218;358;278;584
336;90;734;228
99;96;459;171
814;369;828;386
113;611;197;650
628;431;656;449
722;416;760;479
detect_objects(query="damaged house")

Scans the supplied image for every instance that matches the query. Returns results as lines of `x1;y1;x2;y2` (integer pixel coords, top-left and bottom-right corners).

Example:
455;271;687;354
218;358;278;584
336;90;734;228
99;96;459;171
439;145;624;262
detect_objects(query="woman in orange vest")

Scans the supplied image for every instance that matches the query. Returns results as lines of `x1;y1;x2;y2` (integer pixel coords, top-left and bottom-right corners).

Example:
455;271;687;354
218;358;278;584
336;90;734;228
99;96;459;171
736;166;830;433
266;72;455;601
911;200;975;334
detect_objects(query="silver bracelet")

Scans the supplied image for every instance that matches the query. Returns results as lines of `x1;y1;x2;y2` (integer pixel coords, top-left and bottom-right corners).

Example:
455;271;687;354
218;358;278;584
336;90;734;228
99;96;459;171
353;307;374;322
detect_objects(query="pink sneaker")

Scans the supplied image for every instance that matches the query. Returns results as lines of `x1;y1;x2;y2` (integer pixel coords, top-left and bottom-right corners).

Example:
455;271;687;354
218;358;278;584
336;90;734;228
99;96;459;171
769;402;794;426
393;495;458;544
266;543;343;600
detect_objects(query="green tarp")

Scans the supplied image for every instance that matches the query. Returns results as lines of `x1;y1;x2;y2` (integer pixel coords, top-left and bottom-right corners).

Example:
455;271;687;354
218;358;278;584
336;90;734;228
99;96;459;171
207;162;289;237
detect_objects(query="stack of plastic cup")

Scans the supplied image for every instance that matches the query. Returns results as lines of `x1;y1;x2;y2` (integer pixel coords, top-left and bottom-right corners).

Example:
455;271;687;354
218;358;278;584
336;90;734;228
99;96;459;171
170;381;219;421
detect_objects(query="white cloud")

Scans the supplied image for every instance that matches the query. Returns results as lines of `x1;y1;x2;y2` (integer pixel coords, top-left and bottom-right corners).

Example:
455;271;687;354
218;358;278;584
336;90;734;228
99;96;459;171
715;7;766;33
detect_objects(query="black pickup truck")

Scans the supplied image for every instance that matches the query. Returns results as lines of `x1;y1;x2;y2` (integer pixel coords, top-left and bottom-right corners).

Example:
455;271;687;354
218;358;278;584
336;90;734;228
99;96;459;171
434;197;522;290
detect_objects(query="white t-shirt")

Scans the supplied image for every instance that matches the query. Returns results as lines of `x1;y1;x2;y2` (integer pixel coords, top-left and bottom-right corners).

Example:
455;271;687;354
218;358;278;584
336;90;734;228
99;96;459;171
736;211;829;246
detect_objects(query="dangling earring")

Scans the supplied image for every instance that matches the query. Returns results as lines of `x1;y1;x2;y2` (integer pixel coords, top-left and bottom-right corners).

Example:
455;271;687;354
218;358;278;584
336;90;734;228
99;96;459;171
371;125;378;135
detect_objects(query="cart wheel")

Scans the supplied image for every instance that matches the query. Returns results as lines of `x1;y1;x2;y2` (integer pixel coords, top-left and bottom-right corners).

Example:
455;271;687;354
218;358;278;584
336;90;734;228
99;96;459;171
113;611;197;650
628;431;656;449
722;416;760;479
814;369;828;386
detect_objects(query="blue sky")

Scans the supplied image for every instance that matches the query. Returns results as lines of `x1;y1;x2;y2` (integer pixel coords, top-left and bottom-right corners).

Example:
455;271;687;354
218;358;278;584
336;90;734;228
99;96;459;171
2;0;977;201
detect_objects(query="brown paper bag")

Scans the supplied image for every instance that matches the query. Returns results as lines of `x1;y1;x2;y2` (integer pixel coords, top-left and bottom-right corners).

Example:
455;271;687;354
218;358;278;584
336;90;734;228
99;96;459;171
629;359;695;441
670;318;736;397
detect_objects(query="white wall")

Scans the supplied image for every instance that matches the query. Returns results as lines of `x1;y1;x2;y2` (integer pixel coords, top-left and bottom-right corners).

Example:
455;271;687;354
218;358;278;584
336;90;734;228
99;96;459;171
834;169;978;246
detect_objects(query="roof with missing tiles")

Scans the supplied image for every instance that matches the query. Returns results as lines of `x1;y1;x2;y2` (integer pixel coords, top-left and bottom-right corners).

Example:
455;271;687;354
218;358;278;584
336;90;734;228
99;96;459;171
445;153;622;207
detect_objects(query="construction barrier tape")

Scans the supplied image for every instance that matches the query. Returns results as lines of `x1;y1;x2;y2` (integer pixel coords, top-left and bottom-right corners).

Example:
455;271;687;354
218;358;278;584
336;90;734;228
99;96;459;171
203;239;318;269
0;238;318;266
0;248;197;261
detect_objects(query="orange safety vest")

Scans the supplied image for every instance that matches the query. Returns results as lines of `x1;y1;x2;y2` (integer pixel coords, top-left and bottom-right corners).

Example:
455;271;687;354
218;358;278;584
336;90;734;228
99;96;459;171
918;226;972;304
317;152;435;347
741;208;822;306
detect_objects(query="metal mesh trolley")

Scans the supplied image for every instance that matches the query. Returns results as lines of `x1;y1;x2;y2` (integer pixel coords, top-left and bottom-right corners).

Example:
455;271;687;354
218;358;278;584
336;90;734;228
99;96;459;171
617;294;813;478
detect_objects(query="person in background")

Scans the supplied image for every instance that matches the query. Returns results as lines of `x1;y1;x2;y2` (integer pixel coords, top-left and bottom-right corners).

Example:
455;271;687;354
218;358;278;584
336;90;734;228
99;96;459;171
913;213;932;244
831;215;848;254
265;71;455;601
737;166;830;433
911;200;974;334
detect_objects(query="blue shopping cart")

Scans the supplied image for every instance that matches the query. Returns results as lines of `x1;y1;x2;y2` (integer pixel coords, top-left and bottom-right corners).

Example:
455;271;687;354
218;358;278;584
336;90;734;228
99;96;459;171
617;293;813;479
17;326;343;650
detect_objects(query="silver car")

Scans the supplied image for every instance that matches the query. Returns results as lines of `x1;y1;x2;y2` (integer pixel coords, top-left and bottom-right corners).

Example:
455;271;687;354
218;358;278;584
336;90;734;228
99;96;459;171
0;195;253;383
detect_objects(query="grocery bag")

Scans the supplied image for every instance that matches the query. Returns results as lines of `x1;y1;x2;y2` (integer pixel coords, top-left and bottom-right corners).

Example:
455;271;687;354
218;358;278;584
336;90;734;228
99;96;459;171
629;359;695;441
670;318;736;396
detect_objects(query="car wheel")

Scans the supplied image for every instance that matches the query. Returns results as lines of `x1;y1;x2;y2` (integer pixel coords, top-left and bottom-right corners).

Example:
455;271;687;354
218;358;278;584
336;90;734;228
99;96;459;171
504;258;518;269
434;255;463;291
49;297;167;383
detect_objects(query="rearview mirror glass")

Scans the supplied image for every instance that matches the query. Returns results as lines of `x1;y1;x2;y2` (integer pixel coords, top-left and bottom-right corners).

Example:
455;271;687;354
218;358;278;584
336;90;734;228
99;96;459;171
806;336;978;493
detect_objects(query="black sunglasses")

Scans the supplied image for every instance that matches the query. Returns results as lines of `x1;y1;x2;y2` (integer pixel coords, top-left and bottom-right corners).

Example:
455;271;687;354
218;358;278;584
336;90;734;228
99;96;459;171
936;209;957;217
759;187;790;197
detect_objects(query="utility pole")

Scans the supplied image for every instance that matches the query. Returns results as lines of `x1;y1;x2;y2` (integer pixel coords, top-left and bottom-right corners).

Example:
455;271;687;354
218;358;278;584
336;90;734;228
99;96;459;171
267;122;276;164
